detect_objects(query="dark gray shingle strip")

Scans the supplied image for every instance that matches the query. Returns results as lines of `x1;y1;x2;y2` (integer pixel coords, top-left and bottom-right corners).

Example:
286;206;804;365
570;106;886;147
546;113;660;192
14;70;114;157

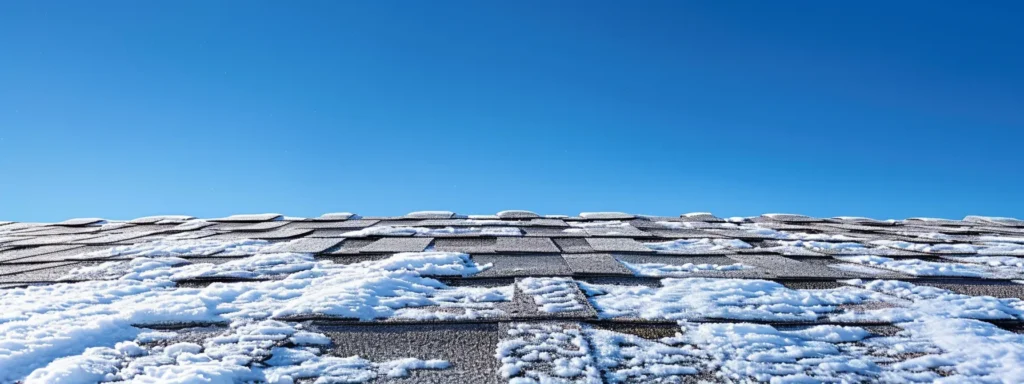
495;237;559;253
359;237;434;253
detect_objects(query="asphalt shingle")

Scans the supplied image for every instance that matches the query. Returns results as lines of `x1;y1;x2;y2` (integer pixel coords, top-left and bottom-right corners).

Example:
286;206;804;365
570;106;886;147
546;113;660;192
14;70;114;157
360;237;434;253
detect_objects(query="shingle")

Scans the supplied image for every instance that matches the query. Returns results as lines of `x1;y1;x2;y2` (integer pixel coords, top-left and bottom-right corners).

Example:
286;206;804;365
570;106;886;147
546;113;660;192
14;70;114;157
643;228;724;239
496;210;540;219
9;246;116;263
359;237;434;253
72;231;167;245
6;234;103;246
561;254;633;275
404;211;457;219
0;261;76;277
0;245;85;263
432;238;497;254
248;228;313;240
553;238;594;253
208;213;283;222
679;212;724;222
222;221;291;231
273;238;345;254
325;239;378;254
759;213;823;223
307;229;352;238
15;226;103;236
314;323;500;384
585;238;653;253
579;212;635;220
128;215;195;224
471;254;572;277
964;215;1024;227
292;219;381;230
521;227;587;237
314;212;356;221
0;262;99;283
494;237;559;253
581;225;649;237
55;218;107;227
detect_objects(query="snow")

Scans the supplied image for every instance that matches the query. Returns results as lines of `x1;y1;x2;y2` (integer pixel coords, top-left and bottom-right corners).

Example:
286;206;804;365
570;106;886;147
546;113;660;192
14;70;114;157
317;212;356;220
682;212;714;217
341;225;522;237
965;215;1024;226
579;212;631;219
0;239;507;382
979;242;1024;256
220;213;284;221
516;277;586;313
834;279;1024;323
871;240;978;254
836;255;987;277
644;238;752;252
948;256;1024;268
655;220;738;230
620;260;750;277
566;220;631;229
405;210;456;218
495;323;602;384
580;278;876;321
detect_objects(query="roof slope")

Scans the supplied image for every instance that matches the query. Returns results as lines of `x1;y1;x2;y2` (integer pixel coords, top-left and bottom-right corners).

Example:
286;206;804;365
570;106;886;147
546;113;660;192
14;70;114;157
3;211;1024;383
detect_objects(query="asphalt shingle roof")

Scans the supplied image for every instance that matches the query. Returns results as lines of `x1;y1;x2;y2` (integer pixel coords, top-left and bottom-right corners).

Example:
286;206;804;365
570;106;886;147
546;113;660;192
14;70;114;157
4;211;1024;383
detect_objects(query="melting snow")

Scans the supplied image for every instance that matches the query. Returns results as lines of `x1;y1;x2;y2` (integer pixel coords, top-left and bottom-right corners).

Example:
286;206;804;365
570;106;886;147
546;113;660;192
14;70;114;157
342;225;522;237
620;260;750;277
516;277;586;313
0;238;508;383
837;255;987;277
644;238;752;252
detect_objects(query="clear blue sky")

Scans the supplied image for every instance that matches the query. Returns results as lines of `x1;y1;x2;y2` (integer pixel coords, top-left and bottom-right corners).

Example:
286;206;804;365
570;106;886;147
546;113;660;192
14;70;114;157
1;1;1022;222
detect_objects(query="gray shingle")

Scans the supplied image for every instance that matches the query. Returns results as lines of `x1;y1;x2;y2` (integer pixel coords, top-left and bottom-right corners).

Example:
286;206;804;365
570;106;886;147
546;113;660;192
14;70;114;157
359;238;434;253
223;221;291;231
128;215;195;224
55;218;106;227
404;211;457;219
496;210;540;219
292;220;381;229
553;238;594;253
579;212;635;220
209;213;283;222
273;238;345;254
521;227;587;237
471;254;572;277
585;238;652;253
0;261;76;277
6;234;103;246
72;231;167;245
314;212;356;221
325;239;378;254
315;324;500;384
248;228;314;240
16;245;123;262
0;245;86;263
561;254;633;275
494;237;559;253
432;238;497;254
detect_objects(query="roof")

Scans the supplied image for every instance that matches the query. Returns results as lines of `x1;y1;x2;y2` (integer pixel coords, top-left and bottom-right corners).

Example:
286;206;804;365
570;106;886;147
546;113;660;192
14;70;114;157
3;211;1024;383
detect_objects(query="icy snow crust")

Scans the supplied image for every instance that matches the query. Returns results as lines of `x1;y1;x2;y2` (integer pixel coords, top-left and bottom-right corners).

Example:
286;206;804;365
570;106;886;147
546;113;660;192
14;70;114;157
0;238;508;383
498;319;1024;384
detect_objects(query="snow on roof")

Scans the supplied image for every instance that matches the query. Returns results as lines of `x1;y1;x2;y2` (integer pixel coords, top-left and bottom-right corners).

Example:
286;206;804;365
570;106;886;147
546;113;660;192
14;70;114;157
3;211;1024;383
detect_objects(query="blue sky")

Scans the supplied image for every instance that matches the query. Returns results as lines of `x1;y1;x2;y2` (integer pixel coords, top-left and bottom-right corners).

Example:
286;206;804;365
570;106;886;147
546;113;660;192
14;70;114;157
1;1;1022;222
